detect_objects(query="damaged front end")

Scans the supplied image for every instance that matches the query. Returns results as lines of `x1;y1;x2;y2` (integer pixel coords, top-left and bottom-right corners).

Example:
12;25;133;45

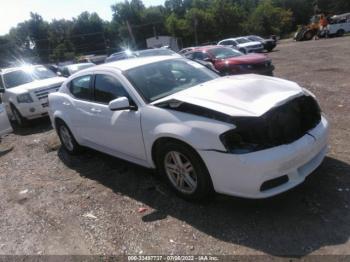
156;94;321;154
220;95;321;154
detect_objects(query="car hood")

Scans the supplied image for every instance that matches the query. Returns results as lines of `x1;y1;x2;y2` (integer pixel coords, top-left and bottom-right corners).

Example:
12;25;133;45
222;53;268;65
7;77;66;94
237;41;261;48
154;74;304;117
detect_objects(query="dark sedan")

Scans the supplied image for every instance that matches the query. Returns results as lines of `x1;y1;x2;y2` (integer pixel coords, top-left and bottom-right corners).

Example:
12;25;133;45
246;35;277;52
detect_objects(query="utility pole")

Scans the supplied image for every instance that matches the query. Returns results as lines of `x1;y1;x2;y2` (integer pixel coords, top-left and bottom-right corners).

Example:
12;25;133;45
126;20;136;47
153;25;158;38
193;15;198;46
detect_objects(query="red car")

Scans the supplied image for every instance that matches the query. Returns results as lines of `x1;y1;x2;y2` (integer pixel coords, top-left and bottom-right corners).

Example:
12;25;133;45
185;46;274;76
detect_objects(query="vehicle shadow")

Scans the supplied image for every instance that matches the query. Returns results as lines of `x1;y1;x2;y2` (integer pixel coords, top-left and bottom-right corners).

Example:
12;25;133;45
58;148;350;257
12;117;53;136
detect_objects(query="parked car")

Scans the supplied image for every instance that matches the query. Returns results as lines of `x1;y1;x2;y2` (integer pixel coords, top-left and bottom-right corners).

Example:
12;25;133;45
246;35;277;52
105;50;136;63
328;14;350;36
217;37;264;53
178;47;196;56
78;55;107;65
185;46;274;76
58;63;95;77
0;65;66;126
49;56;328;200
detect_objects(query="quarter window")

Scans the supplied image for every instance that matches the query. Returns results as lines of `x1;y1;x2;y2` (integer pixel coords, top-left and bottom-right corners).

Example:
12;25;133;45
94;74;129;104
69;75;92;100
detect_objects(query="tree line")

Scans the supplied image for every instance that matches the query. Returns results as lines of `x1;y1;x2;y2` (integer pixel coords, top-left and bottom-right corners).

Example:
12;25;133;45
0;0;349;67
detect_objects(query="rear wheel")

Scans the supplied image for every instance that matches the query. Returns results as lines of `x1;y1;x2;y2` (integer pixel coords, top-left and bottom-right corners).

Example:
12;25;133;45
56;121;82;155
156;141;213;200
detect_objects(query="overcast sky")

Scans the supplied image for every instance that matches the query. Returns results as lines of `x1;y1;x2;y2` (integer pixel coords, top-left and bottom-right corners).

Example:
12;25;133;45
0;0;165;36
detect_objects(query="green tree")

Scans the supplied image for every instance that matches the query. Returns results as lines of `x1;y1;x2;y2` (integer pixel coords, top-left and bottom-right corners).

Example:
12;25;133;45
71;12;107;55
246;0;293;37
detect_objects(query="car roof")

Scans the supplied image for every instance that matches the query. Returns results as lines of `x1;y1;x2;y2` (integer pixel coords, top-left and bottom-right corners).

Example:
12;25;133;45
0;65;43;74
191;45;229;52
220;37;249;41
91;56;179;72
219;38;237;42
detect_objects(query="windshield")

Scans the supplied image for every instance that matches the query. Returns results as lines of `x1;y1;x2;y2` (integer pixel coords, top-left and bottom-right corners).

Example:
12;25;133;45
136;49;176;57
236;38;249;44
209;47;243;59
3;70;34;89
124;59;219;102
248;36;263;41
32;66;57;79
3;66;57;89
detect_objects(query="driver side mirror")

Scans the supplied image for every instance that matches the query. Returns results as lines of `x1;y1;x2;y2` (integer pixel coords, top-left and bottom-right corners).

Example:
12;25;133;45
108;97;137;111
0;88;5;93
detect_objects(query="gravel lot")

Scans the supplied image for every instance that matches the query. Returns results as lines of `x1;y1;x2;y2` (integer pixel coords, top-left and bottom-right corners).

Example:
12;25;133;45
0;37;349;257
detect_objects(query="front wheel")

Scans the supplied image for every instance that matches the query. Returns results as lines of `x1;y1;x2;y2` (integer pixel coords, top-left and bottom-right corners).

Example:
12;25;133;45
239;48;247;54
56;121;82;155
11;106;27;127
156;141;213;200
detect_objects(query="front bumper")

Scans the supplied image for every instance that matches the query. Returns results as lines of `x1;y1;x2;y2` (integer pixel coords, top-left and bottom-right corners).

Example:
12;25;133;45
247;47;264;53
16;99;49;120
264;42;277;50
239;65;275;76
198;116;329;199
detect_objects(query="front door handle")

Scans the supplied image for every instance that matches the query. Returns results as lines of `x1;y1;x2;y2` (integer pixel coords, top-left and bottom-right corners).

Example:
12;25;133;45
90;108;101;113
62;102;70;106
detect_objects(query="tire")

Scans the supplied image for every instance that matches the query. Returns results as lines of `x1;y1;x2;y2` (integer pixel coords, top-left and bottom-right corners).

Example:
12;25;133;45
303;30;316;41
156;140;213;200
11;105;27;127
56;120;82;155
239;48;247;54
337;29;345;37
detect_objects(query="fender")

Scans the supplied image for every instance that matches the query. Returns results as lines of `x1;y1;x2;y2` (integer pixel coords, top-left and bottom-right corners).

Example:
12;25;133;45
143;120;230;167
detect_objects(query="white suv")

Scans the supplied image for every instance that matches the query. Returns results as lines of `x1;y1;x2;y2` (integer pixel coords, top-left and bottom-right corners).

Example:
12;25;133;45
218;37;264;54
0;65;66;126
49;56;328;200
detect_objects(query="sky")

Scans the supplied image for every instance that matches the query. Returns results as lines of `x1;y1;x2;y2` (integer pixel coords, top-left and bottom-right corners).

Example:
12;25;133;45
0;0;165;36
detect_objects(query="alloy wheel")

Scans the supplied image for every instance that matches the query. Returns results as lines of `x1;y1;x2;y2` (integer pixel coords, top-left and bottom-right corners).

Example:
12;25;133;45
164;151;198;194
59;125;74;151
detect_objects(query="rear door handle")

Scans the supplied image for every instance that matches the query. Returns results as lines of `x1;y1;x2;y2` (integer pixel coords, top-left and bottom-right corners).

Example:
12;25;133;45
62;102;70;106
90;108;101;113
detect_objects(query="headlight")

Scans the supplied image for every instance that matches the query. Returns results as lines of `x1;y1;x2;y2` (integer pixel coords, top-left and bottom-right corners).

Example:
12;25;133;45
17;93;33;103
219;129;262;154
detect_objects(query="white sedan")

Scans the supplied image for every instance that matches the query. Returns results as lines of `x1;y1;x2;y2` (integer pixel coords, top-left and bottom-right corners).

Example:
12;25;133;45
48;56;329;200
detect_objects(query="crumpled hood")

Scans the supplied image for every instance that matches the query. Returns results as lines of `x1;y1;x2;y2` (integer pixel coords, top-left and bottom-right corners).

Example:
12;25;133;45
8;77;65;94
154;74;304;117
